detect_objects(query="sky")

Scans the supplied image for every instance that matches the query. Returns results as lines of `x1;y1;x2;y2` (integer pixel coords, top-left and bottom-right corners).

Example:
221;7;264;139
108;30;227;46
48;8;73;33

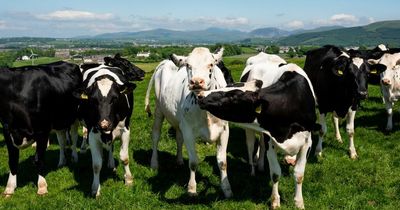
0;0;399;38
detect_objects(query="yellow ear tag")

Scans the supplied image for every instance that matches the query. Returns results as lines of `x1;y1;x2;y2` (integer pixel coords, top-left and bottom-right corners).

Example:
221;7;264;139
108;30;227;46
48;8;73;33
80;93;88;100
255;105;262;114
371;70;377;74
338;70;343;75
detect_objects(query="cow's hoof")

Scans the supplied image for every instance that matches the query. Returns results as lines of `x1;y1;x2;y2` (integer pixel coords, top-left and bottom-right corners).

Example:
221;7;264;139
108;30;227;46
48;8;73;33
37;188;48;196
125;175;133;186
150;162;159;170
295;200;305;209
187;191;198;197
223;189;233;198
3;193;13;198
350;153;358;160
176;159;184;166
336;138;343;144
271;195;281;209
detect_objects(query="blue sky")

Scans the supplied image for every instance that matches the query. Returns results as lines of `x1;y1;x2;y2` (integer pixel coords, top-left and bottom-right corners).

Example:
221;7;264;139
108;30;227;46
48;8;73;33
0;0;399;37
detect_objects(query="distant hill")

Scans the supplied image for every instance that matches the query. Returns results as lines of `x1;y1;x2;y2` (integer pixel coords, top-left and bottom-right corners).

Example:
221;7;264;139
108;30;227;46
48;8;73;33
90;28;249;43
249;27;290;38
278;20;400;46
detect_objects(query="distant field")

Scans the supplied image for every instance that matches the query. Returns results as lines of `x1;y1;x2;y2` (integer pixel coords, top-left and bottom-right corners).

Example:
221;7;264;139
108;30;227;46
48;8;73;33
1;54;400;209
13;57;62;67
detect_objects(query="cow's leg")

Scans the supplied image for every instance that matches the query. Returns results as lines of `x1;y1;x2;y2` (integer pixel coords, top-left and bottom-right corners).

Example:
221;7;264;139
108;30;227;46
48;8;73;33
346;109;358;159
69;121;79;162
35;135;48;195
266;139;281;209
107;144;115;170
120;127;133;186
89;131;103;197
293;132;312;209
385;101;394;131
3;130;19;197
150;106;164;169
245;129;257;176
180;122;198;196
257;133;265;171
332;112;343;143
315;113;327;157
55;130;67;167
217;124;232;198
176;128;184;166
80;126;88;153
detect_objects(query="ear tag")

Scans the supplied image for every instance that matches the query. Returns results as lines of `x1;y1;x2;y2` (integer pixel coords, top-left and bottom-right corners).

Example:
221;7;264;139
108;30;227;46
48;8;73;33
371;69;377;74
80;93;88;100
337;69;343;75
255;105;262;114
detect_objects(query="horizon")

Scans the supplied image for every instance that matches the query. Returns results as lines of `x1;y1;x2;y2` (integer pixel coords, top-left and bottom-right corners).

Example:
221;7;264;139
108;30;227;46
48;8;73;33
1;0;399;38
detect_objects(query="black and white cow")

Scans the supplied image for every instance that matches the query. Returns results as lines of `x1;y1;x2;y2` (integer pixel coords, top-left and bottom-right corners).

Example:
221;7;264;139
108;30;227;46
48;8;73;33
304;45;376;159
76;63;138;197
0;61;82;196
145;47;232;198
72;54;145;155
198;66;318;209
366;45;400;130
239;52;288;175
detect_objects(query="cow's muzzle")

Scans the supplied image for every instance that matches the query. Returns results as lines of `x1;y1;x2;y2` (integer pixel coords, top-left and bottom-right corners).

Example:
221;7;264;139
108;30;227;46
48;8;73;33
358;91;368;99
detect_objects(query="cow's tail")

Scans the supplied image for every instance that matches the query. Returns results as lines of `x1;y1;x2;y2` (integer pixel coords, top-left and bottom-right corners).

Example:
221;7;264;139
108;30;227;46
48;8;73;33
145;69;157;117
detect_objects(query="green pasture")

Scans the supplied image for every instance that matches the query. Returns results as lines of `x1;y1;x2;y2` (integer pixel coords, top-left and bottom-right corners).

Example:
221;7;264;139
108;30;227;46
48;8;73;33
0;55;399;209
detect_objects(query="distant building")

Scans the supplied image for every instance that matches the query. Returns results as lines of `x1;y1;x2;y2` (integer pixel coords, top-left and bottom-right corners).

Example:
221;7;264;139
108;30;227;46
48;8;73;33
21;55;30;60
55;49;70;59
136;51;151;58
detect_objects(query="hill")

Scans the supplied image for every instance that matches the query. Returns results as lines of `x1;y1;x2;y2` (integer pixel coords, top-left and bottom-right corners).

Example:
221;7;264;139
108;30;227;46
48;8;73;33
278;20;400;46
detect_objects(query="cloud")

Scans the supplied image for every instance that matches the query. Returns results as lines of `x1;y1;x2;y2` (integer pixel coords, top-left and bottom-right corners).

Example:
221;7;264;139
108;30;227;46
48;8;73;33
0;20;6;29
330;14;358;24
286;20;304;29
36;10;114;21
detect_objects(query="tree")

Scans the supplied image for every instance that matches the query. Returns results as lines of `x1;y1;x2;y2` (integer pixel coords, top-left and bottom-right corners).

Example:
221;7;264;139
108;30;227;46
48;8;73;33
265;45;279;54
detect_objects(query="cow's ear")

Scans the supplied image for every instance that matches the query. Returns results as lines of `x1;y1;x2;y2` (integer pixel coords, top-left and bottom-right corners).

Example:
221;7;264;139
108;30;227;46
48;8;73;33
104;57;113;65
367;58;379;65
120;83;137;94
332;57;348;76
72;88;89;100
213;47;224;64
114;53;122;59
369;63;387;74
170;54;187;67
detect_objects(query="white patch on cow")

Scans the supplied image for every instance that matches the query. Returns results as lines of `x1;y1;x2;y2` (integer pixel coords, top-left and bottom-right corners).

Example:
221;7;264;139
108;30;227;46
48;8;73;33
97;78;113;97
87;69;124;88
378;44;388;51
200;79;261;97
82;64;121;80
124;94;130;108
10;134;34;150
4;172;17;195
339;51;350;58
352;57;363;69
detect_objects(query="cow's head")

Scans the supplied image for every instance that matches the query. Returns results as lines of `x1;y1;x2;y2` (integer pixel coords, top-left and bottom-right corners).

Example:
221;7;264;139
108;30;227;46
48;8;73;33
78;73;135;143
171;47;224;94
322;54;371;99
368;52;400;86
198;80;262;122
104;53;145;81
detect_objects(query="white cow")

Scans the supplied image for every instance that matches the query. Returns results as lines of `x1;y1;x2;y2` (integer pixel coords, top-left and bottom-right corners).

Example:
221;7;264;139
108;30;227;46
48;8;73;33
240;52;289;175
145;47;232;197
368;51;400;130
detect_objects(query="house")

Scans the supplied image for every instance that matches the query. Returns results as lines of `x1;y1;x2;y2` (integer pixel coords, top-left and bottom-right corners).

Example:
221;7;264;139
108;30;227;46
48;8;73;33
136;51;151;58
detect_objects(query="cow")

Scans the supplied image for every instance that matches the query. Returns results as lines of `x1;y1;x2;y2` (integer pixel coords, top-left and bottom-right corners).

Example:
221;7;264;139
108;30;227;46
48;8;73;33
366;46;400;130
0;61;82;196
67;54;145;156
75;63;138;197
145;47;233;198
304;45;375;159
197;65;318;209
239;52;288;175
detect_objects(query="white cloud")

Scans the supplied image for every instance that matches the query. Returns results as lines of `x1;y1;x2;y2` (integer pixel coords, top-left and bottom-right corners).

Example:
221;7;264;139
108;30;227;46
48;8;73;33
330;14;358;24
286;20;304;29
37;10;114;21
0;20;6;29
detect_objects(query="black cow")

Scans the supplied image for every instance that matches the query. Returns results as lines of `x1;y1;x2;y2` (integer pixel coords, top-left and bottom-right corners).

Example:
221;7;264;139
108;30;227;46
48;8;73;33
304;45;375;159
198;70;318;209
76;64;137;197
0;61;82;196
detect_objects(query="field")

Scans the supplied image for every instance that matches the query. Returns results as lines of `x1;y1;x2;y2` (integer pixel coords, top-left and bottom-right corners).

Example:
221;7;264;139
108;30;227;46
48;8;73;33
1;55;400;209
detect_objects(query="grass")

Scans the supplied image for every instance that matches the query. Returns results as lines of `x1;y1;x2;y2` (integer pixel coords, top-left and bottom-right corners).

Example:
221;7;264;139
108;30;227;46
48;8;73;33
1;54;400;209
13;57;62;67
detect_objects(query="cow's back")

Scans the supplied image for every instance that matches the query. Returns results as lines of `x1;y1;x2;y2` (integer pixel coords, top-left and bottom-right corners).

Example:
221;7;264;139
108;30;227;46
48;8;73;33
1;61;82;130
